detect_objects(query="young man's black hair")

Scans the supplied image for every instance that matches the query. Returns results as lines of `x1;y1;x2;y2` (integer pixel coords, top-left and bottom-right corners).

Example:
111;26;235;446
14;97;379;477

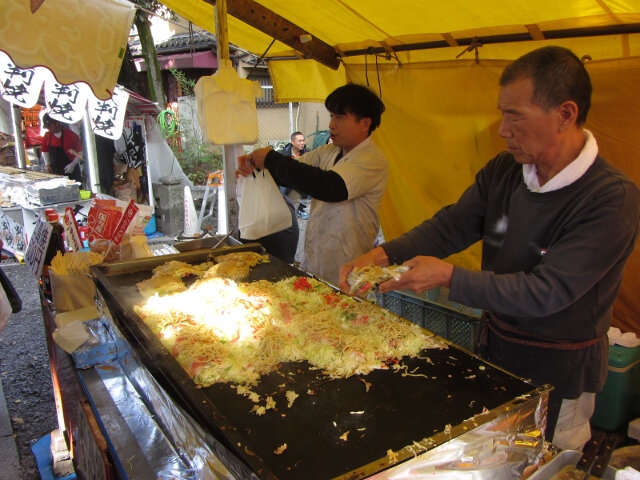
325;84;385;134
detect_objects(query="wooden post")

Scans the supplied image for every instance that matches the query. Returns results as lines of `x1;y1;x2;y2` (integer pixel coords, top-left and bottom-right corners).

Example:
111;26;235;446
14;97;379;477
214;0;230;63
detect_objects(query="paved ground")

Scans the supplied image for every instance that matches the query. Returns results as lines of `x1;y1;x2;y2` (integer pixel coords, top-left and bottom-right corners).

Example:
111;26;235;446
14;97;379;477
0;373;22;480
0;262;58;480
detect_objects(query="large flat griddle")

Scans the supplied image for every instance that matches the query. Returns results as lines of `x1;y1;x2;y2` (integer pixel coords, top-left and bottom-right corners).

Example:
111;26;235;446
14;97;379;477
92;245;547;480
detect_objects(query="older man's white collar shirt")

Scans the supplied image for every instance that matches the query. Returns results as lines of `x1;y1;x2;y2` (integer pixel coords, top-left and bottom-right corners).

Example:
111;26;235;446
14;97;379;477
523;129;598;192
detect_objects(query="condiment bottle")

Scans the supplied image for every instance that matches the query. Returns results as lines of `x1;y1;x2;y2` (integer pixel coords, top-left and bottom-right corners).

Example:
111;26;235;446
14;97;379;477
40;212;65;303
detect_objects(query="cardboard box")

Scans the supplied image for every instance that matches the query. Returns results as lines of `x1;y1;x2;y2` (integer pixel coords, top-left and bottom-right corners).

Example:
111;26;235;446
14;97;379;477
55;306;99;328
51;271;97;313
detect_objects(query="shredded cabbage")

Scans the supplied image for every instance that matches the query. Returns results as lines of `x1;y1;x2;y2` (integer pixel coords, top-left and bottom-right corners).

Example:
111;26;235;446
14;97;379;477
134;263;446;387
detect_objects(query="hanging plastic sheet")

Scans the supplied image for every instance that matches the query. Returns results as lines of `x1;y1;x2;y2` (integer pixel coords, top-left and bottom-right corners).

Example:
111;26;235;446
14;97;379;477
89;290;240;480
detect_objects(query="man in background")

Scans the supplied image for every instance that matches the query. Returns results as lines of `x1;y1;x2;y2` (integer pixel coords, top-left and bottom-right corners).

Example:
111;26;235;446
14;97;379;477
280;131;308;159
278;131;311;219
41;114;83;183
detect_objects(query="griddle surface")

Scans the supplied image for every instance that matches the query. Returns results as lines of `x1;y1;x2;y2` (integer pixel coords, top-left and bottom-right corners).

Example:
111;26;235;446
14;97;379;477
94;251;539;479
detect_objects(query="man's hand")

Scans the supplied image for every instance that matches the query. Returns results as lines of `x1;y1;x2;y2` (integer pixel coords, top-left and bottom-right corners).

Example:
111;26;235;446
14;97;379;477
236;147;271;177
46;165;52;174
378;256;454;294
338;246;390;292
68;148;83;160
63;158;78;174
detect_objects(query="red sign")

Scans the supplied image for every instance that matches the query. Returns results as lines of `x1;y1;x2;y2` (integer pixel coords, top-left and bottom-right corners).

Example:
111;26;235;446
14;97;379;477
87;200;121;241
111;199;138;245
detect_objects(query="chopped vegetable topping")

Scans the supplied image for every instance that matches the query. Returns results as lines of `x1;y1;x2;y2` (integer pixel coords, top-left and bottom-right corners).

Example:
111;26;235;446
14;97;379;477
274;443;287;455
387;449;398;463
286;390;299;408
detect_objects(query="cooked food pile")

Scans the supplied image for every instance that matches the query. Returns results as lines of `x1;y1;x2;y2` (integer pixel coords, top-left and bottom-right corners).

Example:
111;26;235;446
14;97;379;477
135;254;445;387
136;251;267;297
347;264;410;297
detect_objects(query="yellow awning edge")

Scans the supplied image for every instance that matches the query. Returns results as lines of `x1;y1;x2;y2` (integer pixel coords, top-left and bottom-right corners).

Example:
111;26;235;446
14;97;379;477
0;0;135;100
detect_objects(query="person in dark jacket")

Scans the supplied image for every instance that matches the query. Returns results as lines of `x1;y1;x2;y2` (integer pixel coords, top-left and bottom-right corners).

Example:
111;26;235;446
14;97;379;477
339;46;640;450
279;131;308;159
278;132;311;219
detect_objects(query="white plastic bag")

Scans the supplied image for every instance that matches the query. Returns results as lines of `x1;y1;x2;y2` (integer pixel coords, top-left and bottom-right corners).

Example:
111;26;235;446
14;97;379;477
238;169;292;240
0;283;10;333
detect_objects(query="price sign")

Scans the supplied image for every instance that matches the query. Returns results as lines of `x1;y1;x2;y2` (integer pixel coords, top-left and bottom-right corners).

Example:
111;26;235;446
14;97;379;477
24;218;53;279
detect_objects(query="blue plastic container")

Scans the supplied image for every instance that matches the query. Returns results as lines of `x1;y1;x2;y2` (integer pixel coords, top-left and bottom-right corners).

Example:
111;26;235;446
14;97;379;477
144;214;156;236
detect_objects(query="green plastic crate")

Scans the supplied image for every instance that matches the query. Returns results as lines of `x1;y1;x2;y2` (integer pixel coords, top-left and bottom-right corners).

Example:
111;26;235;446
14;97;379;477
376;288;482;352
591;344;640;431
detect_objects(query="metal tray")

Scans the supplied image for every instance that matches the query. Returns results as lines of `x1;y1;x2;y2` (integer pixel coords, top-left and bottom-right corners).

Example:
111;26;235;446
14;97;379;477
172;234;242;252
92;245;549;480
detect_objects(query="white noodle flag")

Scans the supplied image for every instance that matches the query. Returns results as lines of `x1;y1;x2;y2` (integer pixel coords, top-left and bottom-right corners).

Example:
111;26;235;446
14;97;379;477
88;86;129;140
44;79;91;124
0;51;50;108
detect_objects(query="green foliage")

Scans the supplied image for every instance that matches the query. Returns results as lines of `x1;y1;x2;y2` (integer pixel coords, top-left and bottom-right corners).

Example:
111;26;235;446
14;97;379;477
179;144;224;186
169;68;196;97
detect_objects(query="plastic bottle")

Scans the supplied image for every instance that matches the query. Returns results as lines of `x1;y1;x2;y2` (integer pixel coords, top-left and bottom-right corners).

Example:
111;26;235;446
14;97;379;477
40;212;65;302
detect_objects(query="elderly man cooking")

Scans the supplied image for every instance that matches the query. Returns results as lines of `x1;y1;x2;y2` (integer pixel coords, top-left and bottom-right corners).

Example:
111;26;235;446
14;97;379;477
339;46;640;450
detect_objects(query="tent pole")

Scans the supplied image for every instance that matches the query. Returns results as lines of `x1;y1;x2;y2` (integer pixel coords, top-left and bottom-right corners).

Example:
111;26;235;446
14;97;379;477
215;0;239;237
10;105;26;169
142;119;155;210
289;102;293;136
82;108;99;193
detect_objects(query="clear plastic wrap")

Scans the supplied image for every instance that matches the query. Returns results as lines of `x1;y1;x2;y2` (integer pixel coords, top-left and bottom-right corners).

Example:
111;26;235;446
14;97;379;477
95;291;247;479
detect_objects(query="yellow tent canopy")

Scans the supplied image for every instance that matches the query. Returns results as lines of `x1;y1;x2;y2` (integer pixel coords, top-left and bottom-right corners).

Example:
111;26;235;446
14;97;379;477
158;0;640;332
